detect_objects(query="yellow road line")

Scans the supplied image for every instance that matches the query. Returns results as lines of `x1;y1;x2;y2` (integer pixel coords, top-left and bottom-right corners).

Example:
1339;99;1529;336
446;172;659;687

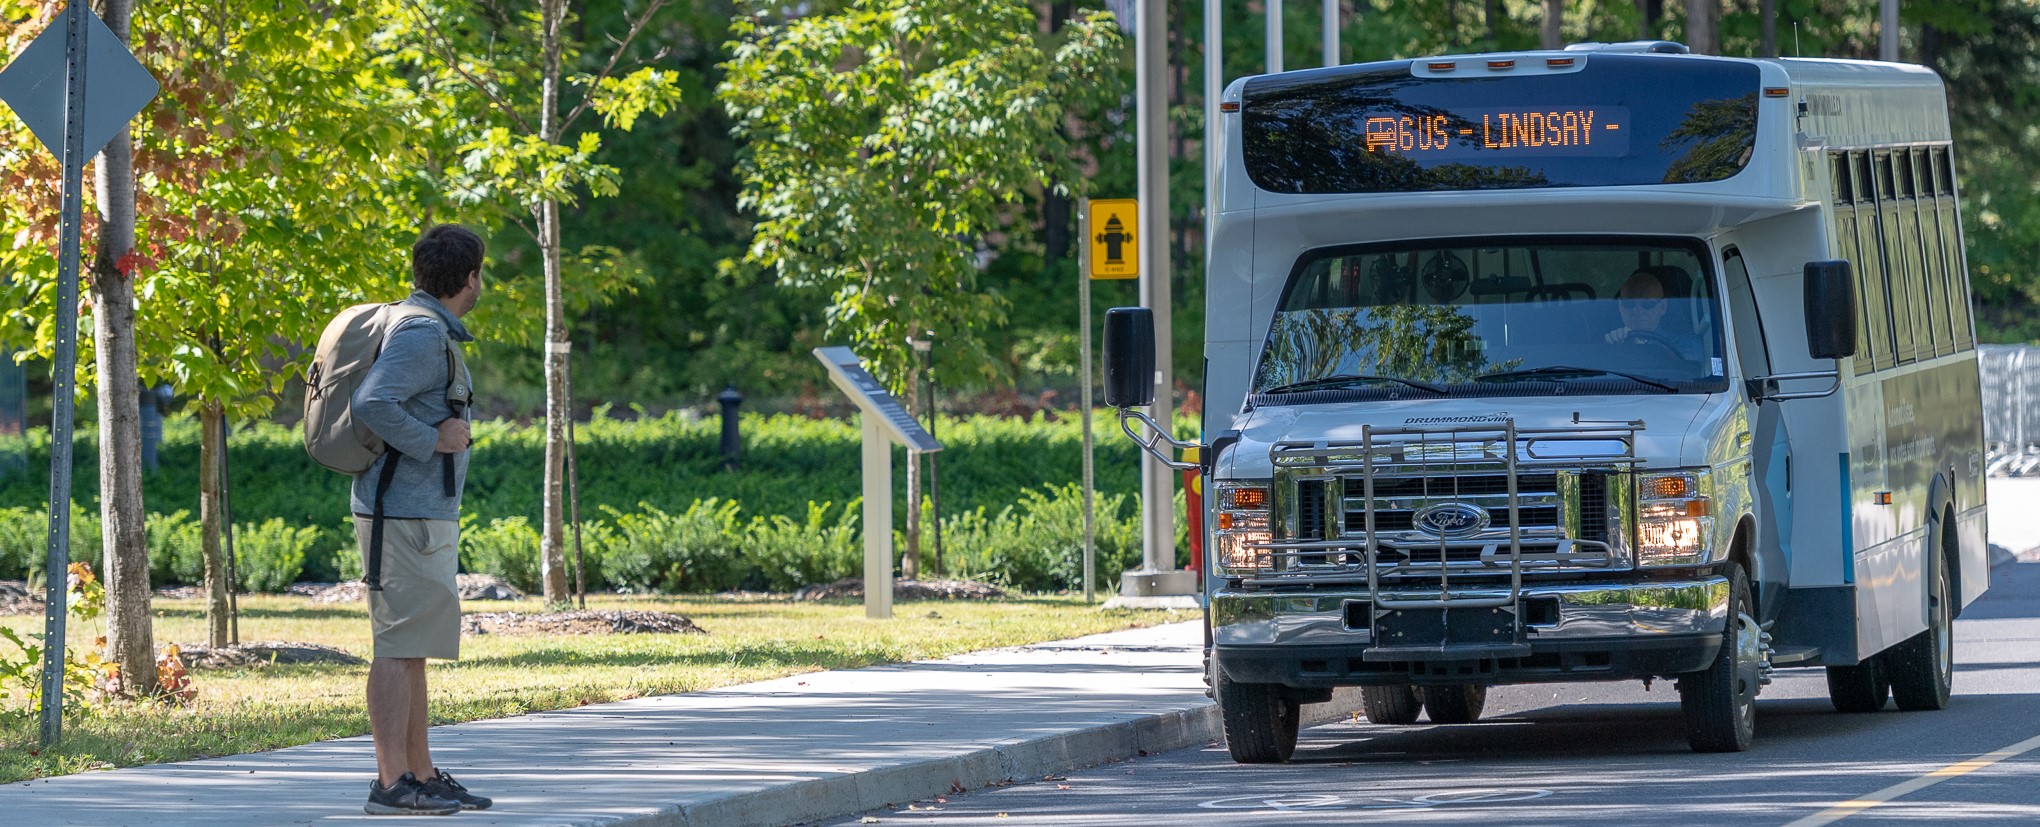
1782;731;2040;826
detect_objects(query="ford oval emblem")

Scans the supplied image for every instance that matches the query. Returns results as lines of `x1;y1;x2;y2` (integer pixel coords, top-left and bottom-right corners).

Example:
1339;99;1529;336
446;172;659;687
1412;502;1490;537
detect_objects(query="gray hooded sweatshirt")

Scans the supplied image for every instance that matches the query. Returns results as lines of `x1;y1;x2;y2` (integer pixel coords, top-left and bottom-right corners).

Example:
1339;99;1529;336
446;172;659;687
349;291;475;521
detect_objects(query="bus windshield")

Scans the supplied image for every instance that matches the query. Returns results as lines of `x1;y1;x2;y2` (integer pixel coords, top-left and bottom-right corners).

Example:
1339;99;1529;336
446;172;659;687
1252;240;1729;400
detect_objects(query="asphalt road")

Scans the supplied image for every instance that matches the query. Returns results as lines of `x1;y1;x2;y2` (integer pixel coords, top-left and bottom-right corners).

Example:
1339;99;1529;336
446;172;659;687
824;560;2040;826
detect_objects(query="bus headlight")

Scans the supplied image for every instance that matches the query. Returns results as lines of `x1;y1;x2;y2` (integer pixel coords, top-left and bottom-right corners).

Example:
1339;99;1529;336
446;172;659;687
1637;470;1713;567
1214;481;1271;573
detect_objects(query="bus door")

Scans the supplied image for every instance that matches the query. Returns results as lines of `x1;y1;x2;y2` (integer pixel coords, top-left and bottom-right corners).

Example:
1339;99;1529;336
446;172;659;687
1723;247;1790;624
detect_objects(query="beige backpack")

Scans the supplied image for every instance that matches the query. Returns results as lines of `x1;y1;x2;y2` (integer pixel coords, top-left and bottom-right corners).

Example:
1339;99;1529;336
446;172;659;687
303;302;461;474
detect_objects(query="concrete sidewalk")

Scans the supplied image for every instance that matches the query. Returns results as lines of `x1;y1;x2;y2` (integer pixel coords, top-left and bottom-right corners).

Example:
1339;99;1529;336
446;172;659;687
0;621;1351;827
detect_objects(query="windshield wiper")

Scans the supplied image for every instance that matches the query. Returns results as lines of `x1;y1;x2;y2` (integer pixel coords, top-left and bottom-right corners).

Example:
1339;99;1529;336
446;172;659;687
1477;365;1678;392
1260;374;1446;396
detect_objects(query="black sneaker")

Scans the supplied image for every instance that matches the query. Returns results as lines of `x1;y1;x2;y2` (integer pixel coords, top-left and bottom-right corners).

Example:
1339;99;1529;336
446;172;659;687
365;772;460;816
422;770;493;811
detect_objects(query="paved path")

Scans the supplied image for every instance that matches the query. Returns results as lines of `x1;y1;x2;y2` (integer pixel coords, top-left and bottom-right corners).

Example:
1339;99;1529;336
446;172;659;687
0;623;1353;827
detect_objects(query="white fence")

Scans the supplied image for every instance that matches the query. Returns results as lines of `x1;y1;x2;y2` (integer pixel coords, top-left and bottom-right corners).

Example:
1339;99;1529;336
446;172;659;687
1981;344;2040;476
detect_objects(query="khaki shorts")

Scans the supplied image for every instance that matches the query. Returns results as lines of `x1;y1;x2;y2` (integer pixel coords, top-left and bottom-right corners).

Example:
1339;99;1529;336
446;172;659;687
354;517;461;660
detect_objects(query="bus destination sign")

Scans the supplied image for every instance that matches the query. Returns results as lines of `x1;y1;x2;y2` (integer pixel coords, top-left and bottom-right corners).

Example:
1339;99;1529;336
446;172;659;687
1361;106;1631;159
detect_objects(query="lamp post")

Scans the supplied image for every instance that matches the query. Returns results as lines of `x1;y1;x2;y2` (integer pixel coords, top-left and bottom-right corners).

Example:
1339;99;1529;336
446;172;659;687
717;385;744;471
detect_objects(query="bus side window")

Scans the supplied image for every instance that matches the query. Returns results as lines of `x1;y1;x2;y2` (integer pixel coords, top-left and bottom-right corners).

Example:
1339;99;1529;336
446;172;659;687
1721;248;1771;380
1874;150;1918;365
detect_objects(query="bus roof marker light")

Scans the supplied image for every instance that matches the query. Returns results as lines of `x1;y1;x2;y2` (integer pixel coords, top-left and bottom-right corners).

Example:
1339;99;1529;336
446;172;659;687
1765;87;1790;98
1546;57;1576;68
1427;61;1457;72
1487;59;1516;70
1220;102;1240;113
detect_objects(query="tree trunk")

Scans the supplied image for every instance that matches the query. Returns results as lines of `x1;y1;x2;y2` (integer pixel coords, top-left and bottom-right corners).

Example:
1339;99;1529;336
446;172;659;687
901;364;921;580
198;403;228;647
1684;0;1717;55
1484;0;1504;50
1759;0;1777;57
1638;0;1663;39
536;0;572;604
89;0;154;697
1542;0;1563;49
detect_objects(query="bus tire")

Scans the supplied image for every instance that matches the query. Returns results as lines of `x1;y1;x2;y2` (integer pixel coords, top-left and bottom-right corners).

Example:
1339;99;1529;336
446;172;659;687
1419;685;1488;724
1824;660;1889;713
1679;563;1758;752
1216;668;1299;763
1360;685;1423;725
1888;540;1954;711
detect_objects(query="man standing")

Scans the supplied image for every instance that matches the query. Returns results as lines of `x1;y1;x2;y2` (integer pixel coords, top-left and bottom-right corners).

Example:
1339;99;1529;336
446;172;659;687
353;224;492;815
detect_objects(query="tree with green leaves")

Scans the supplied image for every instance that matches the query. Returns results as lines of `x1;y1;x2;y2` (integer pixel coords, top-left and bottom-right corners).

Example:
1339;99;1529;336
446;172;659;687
376;0;682;604
721;0;1122;576
0;1;428;647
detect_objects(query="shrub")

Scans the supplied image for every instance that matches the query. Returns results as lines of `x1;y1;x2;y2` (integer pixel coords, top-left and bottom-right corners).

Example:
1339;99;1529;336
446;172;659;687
742;501;860;592
459;517;542;593
0;506;101;587
145;510;204;586
233;518;317;592
599;499;743;593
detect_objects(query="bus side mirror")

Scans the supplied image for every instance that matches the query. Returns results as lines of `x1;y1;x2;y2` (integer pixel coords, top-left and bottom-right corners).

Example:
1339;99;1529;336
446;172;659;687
1804;260;1858;360
1103;307;1156;409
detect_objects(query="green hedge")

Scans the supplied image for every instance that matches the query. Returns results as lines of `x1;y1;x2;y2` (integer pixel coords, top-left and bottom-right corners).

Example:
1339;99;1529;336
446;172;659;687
0;411;1192;592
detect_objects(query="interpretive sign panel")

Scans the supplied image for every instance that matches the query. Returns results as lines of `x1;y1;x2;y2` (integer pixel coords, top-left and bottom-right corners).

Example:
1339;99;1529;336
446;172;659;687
814;346;941;453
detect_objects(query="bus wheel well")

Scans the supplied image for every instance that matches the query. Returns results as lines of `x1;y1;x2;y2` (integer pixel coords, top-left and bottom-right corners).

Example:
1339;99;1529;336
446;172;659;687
1727;518;1757;608
1942;503;1962;619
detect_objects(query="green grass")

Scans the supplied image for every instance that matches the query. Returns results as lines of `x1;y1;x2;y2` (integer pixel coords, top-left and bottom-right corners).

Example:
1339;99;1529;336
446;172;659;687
0;593;1193;783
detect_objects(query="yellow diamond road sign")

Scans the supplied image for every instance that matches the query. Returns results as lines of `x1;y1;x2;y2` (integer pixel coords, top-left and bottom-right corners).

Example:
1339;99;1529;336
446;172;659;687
1087;199;1138;280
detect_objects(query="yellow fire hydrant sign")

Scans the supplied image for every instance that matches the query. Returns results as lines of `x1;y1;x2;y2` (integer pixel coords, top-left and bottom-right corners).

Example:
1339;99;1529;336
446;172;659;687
1087;199;1139;280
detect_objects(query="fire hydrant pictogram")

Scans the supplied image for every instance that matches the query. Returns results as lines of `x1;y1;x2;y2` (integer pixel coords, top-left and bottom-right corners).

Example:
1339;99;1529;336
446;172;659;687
1096;214;1134;265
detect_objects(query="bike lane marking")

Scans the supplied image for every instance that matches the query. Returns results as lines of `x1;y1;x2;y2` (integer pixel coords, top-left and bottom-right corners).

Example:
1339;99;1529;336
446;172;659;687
1782;731;2040;827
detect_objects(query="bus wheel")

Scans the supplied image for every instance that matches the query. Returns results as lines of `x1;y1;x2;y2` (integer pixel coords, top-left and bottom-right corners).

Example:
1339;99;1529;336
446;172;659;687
1360;685;1423;725
1825;659;1890;713
1216;667;1299;763
1888;544;1954;711
1419;685;1488;724
1679;563;1758;752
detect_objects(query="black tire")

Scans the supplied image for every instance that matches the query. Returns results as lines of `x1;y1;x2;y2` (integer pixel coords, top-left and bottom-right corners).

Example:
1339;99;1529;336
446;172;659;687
1360;685;1423;725
1824;660;1889;713
1889;529;1955;712
1216;666;1299;763
1679;563;1759;753
1419;685;1488;724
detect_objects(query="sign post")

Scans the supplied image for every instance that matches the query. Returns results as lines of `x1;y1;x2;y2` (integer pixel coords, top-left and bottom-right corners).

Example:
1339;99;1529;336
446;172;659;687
1083;198;1138;603
0;1;160;746
814;347;941;620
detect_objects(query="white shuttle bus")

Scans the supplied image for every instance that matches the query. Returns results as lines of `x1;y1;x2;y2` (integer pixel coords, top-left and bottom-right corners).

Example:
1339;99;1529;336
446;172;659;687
1104;41;1988;761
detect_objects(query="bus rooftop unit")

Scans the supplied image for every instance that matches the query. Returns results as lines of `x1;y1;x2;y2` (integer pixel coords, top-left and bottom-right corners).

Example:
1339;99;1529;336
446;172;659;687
1105;42;1986;761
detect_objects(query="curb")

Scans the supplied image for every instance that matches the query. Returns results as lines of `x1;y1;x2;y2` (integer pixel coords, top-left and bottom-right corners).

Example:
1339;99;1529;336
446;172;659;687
644;690;1365;827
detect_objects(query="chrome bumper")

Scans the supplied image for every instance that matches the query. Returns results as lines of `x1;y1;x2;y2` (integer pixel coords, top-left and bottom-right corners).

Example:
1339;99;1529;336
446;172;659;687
1211;576;1730;648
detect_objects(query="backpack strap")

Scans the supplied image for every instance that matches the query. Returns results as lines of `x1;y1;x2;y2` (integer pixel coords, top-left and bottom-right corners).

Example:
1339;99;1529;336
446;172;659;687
365;448;403;591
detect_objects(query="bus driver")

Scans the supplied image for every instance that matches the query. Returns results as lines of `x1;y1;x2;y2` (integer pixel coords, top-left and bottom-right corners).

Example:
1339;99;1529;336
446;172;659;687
1603;266;1705;361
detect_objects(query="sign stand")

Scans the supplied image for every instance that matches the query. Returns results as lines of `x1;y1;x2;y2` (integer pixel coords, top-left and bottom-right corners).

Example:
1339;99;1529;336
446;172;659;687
1084;199;1140;602
815;347;942;620
0;1;159;747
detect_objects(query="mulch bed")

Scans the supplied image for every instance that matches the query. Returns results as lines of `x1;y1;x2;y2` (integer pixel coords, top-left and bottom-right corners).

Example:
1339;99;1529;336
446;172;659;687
305;574;527;604
459;610;707;637
170;641;367;670
793;578;1007;601
0;580;40;616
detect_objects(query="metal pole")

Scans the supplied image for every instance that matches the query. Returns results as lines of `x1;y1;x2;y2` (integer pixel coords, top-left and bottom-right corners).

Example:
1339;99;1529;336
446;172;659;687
1138;0;1177;578
922;335;942;576
1322;0;1338;67
1079;200;1096;603
220;413;237;644
1266;0;1283;74
1879;0;1898;61
39;0;91;747
567;365;586;609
